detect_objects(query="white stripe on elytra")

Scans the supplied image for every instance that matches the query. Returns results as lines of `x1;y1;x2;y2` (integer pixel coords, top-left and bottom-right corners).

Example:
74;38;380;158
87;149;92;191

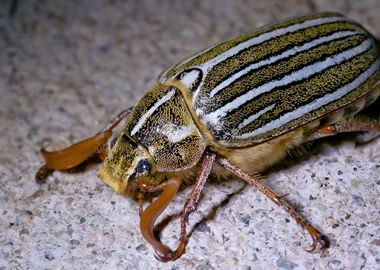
197;16;348;74
209;30;359;97
235;58;380;139
192;16;348;101
130;89;176;136
203;38;373;128
238;103;276;129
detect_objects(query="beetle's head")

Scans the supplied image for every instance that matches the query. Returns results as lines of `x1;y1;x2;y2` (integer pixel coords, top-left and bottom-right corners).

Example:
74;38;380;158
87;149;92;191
97;133;156;193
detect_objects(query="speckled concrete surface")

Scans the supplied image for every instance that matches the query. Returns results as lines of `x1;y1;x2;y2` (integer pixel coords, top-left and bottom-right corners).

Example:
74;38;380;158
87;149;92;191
0;0;380;269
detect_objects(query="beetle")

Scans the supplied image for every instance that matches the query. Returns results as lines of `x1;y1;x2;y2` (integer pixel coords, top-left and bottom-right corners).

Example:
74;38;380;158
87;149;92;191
37;12;380;261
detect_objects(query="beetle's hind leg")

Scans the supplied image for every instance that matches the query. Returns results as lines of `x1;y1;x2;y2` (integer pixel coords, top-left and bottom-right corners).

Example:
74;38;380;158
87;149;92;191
307;117;380;141
36;108;131;183
218;158;328;252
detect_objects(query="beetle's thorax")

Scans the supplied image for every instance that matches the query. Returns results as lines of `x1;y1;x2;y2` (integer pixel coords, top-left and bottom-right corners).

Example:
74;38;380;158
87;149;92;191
126;83;207;171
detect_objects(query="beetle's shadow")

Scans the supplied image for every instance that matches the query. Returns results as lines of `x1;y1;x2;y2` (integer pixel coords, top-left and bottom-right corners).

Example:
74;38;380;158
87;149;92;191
153;177;247;244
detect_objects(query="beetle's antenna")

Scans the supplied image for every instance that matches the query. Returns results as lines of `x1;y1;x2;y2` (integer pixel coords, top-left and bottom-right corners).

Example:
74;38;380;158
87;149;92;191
101;107;131;133
36;107;132;183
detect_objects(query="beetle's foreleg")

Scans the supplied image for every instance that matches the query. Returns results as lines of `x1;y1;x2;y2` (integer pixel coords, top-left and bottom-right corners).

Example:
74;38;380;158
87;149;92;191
138;150;216;262
137;191;145;217
36;108;131;182
136;180;172;218
218;158;328;252
307;120;380;141
139;177;181;260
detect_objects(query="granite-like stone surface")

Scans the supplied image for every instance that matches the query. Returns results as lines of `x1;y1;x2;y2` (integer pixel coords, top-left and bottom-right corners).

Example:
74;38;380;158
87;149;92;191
0;0;379;269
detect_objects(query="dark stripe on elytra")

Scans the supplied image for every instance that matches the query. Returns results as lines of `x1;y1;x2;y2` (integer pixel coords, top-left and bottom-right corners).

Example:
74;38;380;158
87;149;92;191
259;69;379;140
207;21;362;77
211;68;379;143
207;36;371;114
209;31;365;96
236;56;376;134
220;49;373;133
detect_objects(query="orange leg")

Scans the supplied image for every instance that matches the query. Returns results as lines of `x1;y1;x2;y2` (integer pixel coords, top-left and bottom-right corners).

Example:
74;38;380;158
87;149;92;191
138;150;216;262
218;158;328;252
139;177;182;259
137;191;145;217
36;108;131;182
308;121;380;141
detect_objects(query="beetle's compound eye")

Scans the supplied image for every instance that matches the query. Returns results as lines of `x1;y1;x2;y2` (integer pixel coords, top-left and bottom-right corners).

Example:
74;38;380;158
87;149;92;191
128;158;152;181
136;159;152;174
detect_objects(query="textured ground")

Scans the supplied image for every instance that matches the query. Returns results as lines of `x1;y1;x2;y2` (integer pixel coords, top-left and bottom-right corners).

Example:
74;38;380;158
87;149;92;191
0;0;380;269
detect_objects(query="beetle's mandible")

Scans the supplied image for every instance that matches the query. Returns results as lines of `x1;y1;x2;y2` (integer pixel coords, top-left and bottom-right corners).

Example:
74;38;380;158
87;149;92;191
37;12;380;261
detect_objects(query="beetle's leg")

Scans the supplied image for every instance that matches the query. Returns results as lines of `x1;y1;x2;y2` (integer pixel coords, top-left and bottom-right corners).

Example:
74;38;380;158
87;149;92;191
36;108;131;182
139;177;181;259
35;165;53;183
136;181;170;217
137;191;145;217
136;181;169;193
157;150;216;262
138;150;216;262
307;120;380;141
218;158;328;252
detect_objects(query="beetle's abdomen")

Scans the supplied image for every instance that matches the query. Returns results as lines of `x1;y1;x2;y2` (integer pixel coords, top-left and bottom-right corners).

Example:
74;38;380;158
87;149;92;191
162;13;380;148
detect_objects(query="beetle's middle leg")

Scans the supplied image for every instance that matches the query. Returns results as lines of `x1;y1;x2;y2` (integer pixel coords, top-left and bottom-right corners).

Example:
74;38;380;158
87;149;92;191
218;158;328;252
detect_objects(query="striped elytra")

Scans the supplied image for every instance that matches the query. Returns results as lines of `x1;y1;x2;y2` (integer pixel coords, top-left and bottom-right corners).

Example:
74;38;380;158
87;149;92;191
162;12;380;146
39;12;380;261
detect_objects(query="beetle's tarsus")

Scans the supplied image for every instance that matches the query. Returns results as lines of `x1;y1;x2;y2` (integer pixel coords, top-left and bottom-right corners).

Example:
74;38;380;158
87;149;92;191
35;165;53;183
306;228;329;252
285;204;328;252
